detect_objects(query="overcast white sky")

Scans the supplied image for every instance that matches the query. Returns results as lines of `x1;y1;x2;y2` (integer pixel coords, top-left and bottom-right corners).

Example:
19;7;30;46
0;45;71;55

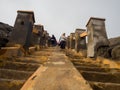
0;0;120;40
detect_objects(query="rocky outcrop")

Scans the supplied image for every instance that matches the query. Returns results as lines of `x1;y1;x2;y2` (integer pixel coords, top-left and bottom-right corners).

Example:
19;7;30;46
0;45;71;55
111;45;120;59
109;36;120;47
108;36;120;59
0;22;13;47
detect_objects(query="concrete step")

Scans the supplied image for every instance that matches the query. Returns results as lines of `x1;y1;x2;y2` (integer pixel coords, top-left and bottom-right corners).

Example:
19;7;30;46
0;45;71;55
0;61;40;71
80;71;120;83
0;58;40;64
76;66;120;72
89;81;120;90
0;78;25;90
0;69;33;80
73;62;101;67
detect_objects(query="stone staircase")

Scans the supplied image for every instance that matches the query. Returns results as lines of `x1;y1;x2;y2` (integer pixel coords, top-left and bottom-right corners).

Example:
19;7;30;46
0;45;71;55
0;47;120;90
0;48;51;90
70;58;120;90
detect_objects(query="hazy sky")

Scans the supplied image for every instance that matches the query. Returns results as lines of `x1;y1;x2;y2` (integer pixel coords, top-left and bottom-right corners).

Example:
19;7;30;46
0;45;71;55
0;0;120;40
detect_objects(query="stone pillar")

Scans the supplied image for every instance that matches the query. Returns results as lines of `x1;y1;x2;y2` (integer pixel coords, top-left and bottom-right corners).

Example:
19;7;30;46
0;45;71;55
39;25;44;48
44;31;48;47
70;33;75;49
86;17;109;57
41;30;47;47
66;36;70;49
75;29;86;52
32;25;40;45
9;10;35;51
32;25;45;50
33;25;44;45
46;33;49;47
47;36;51;47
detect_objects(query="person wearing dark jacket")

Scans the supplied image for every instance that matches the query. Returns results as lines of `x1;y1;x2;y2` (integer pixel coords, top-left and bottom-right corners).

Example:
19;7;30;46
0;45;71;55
50;35;57;46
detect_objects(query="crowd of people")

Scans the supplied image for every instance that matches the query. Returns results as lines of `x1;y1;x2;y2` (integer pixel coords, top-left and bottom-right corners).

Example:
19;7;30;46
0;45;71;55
49;33;66;49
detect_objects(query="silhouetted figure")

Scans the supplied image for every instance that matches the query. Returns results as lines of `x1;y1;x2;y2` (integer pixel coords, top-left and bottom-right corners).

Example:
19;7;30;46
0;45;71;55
50;35;57;46
59;33;66;49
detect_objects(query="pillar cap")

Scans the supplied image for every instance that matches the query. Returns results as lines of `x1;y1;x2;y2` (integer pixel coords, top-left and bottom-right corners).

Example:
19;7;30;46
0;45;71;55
70;33;75;35
17;10;35;23
75;29;86;32
34;24;43;27
86;17;105;27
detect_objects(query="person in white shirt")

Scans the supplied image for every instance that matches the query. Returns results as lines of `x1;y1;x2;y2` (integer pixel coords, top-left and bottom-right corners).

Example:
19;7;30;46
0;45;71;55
59;33;66;49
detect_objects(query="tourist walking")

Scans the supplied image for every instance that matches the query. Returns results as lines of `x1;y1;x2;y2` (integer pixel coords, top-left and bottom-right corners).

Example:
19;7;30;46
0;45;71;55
59;33;66;49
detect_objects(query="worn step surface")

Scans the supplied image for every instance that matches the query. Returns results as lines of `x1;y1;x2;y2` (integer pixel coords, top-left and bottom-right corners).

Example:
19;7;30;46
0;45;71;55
0;78;25;90
81;71;120;83
21;47;93;90
0;61;40;71
0;69;33;80
76;66;120;72
89;81;120;90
